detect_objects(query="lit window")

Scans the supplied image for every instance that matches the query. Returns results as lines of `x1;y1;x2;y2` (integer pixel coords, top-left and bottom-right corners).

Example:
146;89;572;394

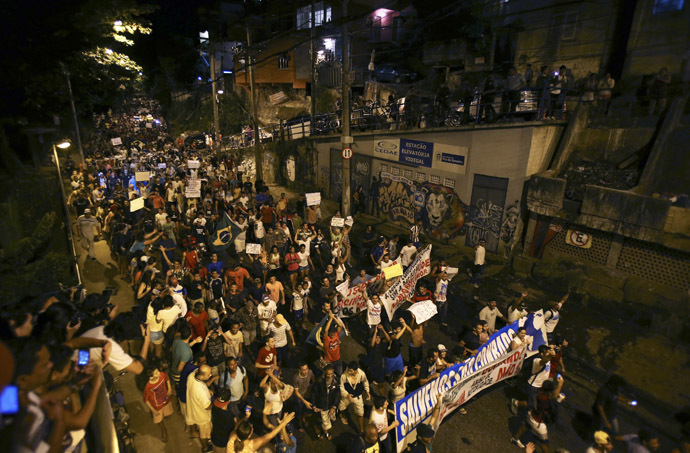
653;0;684;13
278;54;290;69
297;2;331;29
443;177;455;188
430;174;441;184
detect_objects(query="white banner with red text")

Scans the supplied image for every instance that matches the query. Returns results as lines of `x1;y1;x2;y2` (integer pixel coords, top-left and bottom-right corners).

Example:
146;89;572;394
382;245;432;320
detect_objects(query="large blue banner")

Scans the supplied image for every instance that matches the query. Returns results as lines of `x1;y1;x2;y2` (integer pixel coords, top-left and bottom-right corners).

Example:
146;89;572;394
398;138;433;167
394;311;547;451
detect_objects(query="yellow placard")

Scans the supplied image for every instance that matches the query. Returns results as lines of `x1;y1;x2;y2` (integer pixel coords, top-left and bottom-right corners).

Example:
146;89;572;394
383;263;403;280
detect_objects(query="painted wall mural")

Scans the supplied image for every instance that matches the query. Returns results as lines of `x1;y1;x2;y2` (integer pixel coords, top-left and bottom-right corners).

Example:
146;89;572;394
376;171;467;240
500;200;521;256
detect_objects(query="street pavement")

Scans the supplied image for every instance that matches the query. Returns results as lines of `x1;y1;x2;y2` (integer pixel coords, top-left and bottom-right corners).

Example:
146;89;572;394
73;184;675;452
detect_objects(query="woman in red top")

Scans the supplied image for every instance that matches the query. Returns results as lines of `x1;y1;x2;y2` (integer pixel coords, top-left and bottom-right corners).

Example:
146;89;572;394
143;364;174;442
285;246;300;290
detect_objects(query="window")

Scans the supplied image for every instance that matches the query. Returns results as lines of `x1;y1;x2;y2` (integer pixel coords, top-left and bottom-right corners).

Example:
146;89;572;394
278;54;290;69
404;169;413;178
391;167;400;176
443;177;455;188
380;164;388;172
552;11;578;41
430;174;441;184
416;172;426;181
297;2;332;29
653;0;684;13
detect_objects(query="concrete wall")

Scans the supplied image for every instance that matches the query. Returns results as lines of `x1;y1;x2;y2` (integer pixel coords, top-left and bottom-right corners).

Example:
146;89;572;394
312;123;564;252
504;0;620;80
624;0;690;79
571;126;655;162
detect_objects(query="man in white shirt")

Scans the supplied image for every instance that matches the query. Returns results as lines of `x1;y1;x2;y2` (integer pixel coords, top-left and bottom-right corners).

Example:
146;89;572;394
479;300;507;333
469;239;486;288
186;364;215;450
399;240;418;269
511;345;555;415
544;292;570;341
258;294;277;336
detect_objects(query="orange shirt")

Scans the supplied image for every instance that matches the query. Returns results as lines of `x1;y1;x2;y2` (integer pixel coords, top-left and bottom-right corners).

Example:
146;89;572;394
324;331;341;363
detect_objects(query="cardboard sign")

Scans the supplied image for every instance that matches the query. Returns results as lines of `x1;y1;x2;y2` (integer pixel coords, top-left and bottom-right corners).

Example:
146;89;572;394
146;122;153;129
130;197;145;212
157;163;167;169
446;267;459;281
246;243;262;255
188;160;200;169
383;263;404;280
406;299;437;324
185;189;200;198
111;137;122;146
331;217;345;227
306;192;321;206
135;171;150;182
345;216;354;227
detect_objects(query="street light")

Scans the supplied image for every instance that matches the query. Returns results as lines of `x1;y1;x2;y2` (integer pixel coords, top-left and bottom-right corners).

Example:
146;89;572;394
217;89;224;94
56;140;71;150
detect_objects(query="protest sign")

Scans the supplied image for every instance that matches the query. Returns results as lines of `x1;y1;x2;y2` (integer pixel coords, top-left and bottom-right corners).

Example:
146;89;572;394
345;216;354;227
446;267;459;280
135;171;150;182
146;122;153;129
157;163;166;169
395;347;527;452
406;300;437;324
305;192;321;206
381;245;432;320
245;243;262;255
383;263;403;280
130;198;145;212
111;137;122;146
185;188;200;198
188;160;200;169
335;273;387;317
394;312;547;452
331;217;345;227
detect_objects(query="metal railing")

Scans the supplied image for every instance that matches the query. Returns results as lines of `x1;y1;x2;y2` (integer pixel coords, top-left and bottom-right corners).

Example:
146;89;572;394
53;146;83;285
220;87;583;151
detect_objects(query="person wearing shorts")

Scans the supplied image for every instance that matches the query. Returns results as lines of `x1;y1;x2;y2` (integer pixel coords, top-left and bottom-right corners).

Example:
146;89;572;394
338;362;371;434
511;376;564;450
143;365;174;442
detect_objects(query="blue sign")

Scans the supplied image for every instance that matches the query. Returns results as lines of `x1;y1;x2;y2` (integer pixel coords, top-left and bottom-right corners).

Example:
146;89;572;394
441;153;465;166
395;312;547;445
399;138;433;168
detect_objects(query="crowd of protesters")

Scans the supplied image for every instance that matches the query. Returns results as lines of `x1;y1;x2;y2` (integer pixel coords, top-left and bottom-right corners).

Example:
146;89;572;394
0;95;683;453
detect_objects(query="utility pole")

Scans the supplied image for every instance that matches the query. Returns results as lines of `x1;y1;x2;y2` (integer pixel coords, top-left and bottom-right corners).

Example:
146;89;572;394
60;63;84;165
246;25;263;182
210;50;221;153
340;0;352;216
310;0;318;130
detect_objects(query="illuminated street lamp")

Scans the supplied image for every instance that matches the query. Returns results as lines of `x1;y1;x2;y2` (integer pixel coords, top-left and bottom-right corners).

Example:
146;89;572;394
114;20;123;26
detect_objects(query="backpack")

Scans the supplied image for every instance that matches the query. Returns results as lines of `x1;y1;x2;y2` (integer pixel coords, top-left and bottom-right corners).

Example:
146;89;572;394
534;392;559;425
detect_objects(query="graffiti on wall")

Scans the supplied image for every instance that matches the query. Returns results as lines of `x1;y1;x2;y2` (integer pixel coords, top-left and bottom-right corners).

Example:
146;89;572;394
500;200;520;255
319;165;330;190
466;198;504;251
286;156;296;182
376;172;467;240
262;152;276;183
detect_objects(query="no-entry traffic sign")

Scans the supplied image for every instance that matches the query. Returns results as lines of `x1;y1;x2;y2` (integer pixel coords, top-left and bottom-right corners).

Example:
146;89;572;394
342;147;353;159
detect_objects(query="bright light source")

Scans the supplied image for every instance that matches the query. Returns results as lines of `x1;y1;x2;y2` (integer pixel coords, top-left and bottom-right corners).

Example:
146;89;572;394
154;119;161;124
323;38;336;52
197;76;202;81
138;71;143;76
114;20;123;26
373;8;393;19
56;140;71;149
223;70;233;74
105;48;113;54
217;89;224;94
